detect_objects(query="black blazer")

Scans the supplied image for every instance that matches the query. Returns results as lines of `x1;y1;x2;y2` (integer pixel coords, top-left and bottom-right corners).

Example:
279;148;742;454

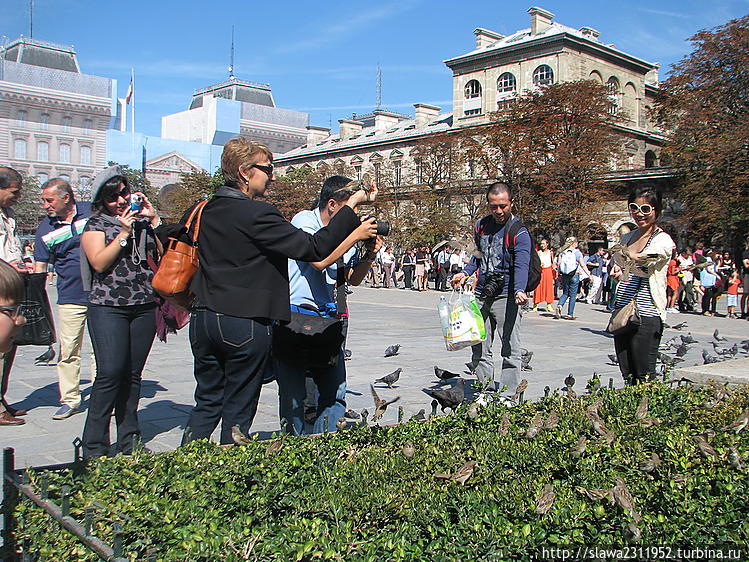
191;186;361;320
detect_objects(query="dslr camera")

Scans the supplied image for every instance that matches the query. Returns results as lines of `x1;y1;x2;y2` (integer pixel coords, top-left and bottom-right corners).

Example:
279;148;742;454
364;215;390;236
480;271;505;300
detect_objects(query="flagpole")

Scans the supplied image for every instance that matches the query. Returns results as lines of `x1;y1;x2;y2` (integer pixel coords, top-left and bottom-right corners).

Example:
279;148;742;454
130;68;135;135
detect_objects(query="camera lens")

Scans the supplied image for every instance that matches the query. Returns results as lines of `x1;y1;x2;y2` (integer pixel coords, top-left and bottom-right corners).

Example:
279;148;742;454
375;220;390;236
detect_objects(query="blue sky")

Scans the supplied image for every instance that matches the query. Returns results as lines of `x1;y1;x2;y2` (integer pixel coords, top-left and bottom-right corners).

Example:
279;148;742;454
2;0;747;137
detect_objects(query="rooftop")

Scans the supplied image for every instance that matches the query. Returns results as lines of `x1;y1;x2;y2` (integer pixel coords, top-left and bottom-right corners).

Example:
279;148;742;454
0;36;80;73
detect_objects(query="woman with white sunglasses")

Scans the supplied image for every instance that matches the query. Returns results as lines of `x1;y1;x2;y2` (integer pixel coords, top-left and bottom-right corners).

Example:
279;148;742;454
609;185;675;384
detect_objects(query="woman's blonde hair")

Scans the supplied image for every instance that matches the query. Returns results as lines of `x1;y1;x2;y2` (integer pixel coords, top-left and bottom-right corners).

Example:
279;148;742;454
0;260;24;305
221;137;273;188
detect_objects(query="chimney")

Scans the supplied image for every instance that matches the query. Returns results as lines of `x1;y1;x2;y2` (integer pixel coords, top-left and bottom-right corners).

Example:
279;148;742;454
473;28;505;50
372;109;401;132
579;26;600;40
528;7;554;35
338;118;363;141
413;103;441;127
306;125;330;145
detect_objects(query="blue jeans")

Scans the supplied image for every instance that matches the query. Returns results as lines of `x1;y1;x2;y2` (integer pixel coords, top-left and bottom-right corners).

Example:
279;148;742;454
275;352;346;435
183;309;272;445
558;273;580;316
82;303;156;458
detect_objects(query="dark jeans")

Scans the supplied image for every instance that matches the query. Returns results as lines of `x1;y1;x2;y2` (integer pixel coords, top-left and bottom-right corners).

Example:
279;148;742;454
403;266;414;289
558;273;580;316
702;286;718;314
437;266;449;291
182;309;272;445
613;315;663;383
82;303;157;458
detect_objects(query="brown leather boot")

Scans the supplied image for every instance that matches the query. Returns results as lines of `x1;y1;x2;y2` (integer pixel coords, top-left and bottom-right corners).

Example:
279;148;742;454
0;411;25;425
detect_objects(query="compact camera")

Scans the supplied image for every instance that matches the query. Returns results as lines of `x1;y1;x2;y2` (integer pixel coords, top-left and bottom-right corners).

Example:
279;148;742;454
481;271;505;300
130;194;143;212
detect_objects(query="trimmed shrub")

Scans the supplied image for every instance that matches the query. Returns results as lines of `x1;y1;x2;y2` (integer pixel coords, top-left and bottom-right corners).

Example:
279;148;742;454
14;383;749;560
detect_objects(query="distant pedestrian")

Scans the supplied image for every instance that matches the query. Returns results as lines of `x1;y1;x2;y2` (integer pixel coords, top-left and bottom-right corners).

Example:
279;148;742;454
532;239;555;312
585;246;606;305
741;239;749;319
700;251;719;316
726;269;741;318
554;237;590;320
400;249;415;289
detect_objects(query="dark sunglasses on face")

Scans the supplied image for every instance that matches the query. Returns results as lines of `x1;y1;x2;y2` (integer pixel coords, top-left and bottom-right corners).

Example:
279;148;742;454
0;304;21;318
629;202;653;215
251;163;274;177
106;187;130;202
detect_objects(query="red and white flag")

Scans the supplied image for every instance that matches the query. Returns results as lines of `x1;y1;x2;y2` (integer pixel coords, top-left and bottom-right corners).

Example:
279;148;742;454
125;73;134;104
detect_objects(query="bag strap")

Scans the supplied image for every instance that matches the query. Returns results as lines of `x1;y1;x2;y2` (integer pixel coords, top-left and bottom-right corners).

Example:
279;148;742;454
184;201;208;244
335;257;346;317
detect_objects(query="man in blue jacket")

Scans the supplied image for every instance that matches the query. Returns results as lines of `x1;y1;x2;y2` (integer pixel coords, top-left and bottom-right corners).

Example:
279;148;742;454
452;182;530;405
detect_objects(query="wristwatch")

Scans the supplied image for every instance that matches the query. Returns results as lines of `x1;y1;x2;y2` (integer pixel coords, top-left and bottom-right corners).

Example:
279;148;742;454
118;236;128;248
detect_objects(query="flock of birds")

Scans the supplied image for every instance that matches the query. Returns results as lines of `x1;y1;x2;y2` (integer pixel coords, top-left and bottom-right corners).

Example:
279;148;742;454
607;324;749;369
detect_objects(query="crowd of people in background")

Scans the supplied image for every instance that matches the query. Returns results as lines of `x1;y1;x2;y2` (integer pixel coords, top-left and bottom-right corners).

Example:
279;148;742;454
352;231;748;321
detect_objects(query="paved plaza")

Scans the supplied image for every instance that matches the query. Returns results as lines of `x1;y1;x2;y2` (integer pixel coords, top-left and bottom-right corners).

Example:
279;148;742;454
2;285;747;469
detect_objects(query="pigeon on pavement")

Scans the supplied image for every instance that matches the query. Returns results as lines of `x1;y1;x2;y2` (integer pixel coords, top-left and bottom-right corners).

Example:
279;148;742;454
384;344;401;357
681;333;698;345
34;345;56;366
433;366;460;380
374;368;402;388
425;378;465;412
713;329;727;342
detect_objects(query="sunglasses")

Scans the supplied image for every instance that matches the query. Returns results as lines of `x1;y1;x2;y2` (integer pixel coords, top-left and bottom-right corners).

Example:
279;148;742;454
106;187;130;202
251;163;274;177
0;304;21;318
629;202;654;215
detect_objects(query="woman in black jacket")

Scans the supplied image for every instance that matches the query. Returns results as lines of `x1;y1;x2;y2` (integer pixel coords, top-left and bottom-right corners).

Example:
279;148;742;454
182;138;376;444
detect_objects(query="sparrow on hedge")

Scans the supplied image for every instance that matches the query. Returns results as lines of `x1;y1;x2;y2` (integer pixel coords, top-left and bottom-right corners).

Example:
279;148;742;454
535;484;556;515
402;442;415;458
231;425;252;446
570;436;587;457
638;452;661;473
374;368;402;389
521;413;544;439
694;434;718;460
511;379;528;402
543;410;559;430
635;396;649;421
623;522;641;543
612;477;641;523
370;385;400;422
722;409;749;434
575;486;611;502
336;418;348;432
434;461;477;486
499;412;511;436
728;448;744;469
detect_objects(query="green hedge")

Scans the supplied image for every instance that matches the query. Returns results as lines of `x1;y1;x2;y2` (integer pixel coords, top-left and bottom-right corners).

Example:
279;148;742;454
14;383;749;560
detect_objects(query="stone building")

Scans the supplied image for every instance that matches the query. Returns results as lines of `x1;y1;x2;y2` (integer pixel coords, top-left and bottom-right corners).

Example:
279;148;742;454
276;6;675;243
0;37;115;193
161;78;309;155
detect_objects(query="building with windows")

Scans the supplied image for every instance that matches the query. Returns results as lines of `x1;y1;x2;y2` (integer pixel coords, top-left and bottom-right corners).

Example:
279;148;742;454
276;6;673;240
0;37;115;192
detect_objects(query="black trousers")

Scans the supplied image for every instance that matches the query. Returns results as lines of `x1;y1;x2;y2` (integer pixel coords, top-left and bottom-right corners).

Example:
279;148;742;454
183;309;272;445
614;315;663;383
702;286;718;314
82;303;157;458
403;267;414;289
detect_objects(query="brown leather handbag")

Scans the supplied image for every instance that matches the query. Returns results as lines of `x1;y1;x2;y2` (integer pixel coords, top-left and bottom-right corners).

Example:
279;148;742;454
151;200;207;310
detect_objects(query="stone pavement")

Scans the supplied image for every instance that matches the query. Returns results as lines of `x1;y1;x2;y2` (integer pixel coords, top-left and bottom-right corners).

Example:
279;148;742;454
2;285;747;469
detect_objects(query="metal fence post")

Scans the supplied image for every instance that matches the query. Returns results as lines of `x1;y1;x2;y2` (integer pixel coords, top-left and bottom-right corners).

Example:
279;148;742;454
2;447;18;560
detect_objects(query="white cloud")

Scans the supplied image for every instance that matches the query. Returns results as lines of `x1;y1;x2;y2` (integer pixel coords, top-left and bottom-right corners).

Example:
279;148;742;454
275;0;421;54
637;8;691;19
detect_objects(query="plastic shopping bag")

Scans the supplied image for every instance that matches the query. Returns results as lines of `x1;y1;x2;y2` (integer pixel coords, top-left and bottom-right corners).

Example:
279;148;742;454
15;273;56;346
437;290;486;351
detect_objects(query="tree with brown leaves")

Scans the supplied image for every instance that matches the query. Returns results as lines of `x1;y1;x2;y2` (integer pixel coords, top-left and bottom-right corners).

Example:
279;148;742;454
654;15;749;247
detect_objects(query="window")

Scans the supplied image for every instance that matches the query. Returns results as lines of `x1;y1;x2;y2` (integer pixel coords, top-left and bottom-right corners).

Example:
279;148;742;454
354;166;362;180
37;172;49;184
464;79;482;116
415;158;423;184
532;65;554;86
40;114;49;130
62;116;72;133
83;119;93;133
16;110;27;126
59;143;71;163
14;139;27;159
645;150;657;168
80;146;92;165
393;161;402;186
59;174;70;182
373;163;381;186
37;141;49;162
497;73;517;94
607;77;620;115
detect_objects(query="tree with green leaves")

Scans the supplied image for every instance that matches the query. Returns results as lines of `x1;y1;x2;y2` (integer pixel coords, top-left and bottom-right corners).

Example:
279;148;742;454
106;162;160;211
161;168;223;222
268;167;325;220
654;15;749;247
14;174;45;238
